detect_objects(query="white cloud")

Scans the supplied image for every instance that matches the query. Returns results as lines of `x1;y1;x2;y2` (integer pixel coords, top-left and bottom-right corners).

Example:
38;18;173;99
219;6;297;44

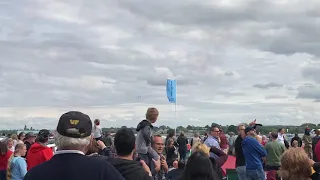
1;0;320;129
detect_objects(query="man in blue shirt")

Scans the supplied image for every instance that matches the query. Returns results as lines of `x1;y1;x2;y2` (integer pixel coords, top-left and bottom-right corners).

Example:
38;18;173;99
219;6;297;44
242;126;267;180
204;126;221;159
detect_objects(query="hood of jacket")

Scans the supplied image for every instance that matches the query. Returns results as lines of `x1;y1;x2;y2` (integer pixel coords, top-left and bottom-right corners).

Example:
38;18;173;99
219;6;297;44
136;120;153;131
29;142;51;153
107;158;143;177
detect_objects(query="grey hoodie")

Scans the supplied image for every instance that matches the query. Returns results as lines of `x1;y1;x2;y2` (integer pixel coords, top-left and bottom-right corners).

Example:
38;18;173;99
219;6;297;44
135;120;159;161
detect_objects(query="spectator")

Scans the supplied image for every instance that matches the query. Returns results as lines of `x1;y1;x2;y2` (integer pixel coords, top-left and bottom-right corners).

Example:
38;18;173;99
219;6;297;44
6;143;27;180
17;133;25;144
265;132;286;180
261;135;267;147
107;127;152;180
277;128;285;145
291;133;302;147
190;133;201;147
292;140;299;148
23;132;36;158
303;128;313;159
219;129;228;154
176;131;188;161
204;126;221;159
234;124;247;180
93;119;103;141
180;151;219;180
7;138;14;152
166;160;185;180
165;130;176;147
136;107;160;167
242;126;267;180
312;129;320;161
228;132;236;155
102;131;113;148
151;135;168;180
202;132;208;143
23;111;125;180
0;138;13;179
279;148;312;180
11;134;18;149
166;138;178;168
26;129;53;170
315;140;320;161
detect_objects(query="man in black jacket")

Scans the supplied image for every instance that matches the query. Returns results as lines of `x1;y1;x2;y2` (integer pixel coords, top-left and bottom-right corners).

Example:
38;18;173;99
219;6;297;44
108;127;152;180
24;111;124;180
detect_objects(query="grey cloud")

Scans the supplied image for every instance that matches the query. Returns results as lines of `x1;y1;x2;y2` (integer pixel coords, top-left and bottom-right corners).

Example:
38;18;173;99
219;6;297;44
253;83;283;89
265;95;288;100
302;64;320;83
296;84;320;100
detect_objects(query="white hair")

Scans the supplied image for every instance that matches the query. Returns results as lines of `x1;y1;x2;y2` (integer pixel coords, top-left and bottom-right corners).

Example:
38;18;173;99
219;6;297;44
54;132;91;151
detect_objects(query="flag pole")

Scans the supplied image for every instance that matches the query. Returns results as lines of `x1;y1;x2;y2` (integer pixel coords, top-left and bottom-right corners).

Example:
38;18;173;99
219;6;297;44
175;79;177;136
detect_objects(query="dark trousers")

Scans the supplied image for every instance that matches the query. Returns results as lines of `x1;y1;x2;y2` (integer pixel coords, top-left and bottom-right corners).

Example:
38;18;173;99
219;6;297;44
179;150;187;161
0;170;6;180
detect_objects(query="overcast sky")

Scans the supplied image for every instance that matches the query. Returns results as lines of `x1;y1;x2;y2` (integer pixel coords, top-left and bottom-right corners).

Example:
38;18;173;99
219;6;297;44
1;0;320;130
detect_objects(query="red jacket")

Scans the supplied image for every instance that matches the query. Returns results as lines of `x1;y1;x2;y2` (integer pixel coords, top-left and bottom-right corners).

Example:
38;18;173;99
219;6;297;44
26;142;53;170
315;141;320;161
0;151;12;170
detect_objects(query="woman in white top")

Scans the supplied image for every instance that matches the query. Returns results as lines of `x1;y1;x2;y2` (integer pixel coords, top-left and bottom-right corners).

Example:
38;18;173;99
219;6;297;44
93;119;103;141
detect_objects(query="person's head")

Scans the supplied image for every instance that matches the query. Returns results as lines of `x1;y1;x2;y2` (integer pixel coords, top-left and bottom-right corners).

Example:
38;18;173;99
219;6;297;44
37;129;50;144
237;124;246;136
194;133;199;138
85;139;99;155
294;133;299;137
278;128;285;135
181;151;218;180
166;138;174;147
292;140;298;148
210;126;220;138
94;119;100;126
180;131;184;136
0;138;8;155
14;143;27;157
152;135;164;154
255;135;262;144
229;132;235;136
24;132;36;143
55;111;93;153
245;126;256;137
204;132;208;137
18;132;25;141
316;129;320;136
279;148;312;180
305;128;310;136
7;138;13;149
191;142;210;156
11;134;18;141
167;129;175;138
145;107;159;123
271;132;278;140
114;127;135;158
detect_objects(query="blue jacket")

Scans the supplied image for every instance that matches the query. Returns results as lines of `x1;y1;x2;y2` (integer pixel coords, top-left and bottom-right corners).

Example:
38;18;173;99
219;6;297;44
242;136;267;170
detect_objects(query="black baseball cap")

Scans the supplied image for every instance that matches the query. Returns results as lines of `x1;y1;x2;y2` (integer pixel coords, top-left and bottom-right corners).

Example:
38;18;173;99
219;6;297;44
38;129;50;138
56;111;92;138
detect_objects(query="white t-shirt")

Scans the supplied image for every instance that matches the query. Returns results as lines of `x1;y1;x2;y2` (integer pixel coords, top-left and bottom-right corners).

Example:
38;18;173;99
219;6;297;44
277;133;285;144
92;126;102;138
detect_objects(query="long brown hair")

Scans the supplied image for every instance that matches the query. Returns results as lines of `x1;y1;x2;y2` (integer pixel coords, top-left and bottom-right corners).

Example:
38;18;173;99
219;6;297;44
0;138;8;155
279;148;311;180
7;143;26;180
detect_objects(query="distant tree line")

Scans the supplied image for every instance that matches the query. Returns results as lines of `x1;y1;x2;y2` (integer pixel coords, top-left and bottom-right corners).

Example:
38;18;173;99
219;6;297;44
1;123;319;136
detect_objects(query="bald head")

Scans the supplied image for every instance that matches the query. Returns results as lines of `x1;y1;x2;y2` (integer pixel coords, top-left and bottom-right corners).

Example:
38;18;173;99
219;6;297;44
146;107;159;123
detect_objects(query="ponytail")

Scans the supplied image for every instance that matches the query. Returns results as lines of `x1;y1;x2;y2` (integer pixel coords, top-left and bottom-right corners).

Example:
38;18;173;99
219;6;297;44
6;153;14;180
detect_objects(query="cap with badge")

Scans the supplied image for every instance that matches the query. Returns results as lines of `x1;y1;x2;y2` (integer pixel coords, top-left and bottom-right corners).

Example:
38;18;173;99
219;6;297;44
56;111;92;138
